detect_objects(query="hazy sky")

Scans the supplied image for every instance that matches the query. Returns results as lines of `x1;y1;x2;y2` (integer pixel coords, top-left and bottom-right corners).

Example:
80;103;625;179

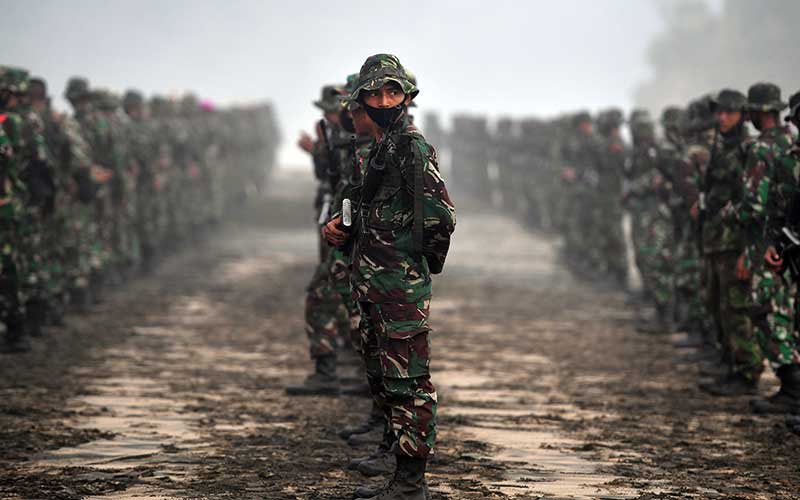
2;0;720;166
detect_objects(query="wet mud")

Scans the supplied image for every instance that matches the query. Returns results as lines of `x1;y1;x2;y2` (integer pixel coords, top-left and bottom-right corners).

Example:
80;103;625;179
1;171;798;499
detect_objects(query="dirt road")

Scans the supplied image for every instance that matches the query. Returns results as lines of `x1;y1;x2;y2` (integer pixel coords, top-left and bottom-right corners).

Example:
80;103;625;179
1;171;798;500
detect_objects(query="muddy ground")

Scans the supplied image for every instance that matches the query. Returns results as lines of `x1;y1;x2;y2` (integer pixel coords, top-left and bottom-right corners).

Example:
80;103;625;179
1;170;798;500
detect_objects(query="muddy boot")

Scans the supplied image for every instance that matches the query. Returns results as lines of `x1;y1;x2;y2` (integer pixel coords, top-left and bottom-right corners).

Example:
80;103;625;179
348;425;383;447
357;449;396;477
700;372;759;396
355;479;431;500
355;455;427;500
285;355;340;396
750;365;800;414
340;406;384;440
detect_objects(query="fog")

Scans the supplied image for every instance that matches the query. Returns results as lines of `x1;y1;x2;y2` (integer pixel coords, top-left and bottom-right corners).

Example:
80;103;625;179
13;0;799;170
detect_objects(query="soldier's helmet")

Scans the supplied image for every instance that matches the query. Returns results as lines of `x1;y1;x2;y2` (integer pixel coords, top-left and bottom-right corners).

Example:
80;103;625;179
785;91;800;122
314;85;345;114
348;54;418;106
597;108;624;134
629;109;655;138
0;66;30;94
661;106;685;130
572;110;592;128
29;77;47;99
685;95;716;133
92;88;119;111
65;77;90;101
710;89;746;113
745;82;787;113
123;90;144;110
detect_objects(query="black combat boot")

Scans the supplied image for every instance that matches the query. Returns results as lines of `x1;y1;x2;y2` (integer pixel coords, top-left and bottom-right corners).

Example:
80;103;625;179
24;298;48;338
354;478;431;500
69;286;93;314
339;404;384;440
786;413;800;436
285;355;340;396
700;371;759;396
750;364;800;414
355;455;428;500
1;317;32;354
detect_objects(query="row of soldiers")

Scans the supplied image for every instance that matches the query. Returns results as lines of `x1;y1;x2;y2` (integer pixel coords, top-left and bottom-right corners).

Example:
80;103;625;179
0;66;279;354
291;55;456;500
440;83;800;434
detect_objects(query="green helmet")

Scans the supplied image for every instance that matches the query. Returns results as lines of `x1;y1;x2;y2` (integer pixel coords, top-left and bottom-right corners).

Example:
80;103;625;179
122;89;144;110
661;106;685;129
710;89;746;113
746;82;787;112
572;110;592;127
685;95;716;133
348;54;418;105
0;66;30;93
597;108;624;134
629;109;655;138
314;84;344;114
65;76;90;101
785;90;800;122
92;88;119;111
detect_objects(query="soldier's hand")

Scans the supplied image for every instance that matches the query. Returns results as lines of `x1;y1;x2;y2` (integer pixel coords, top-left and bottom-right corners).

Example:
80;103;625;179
735;252;751;281
298;132;314;154
764;245;783;271
690;201;699;221
322;215;348;246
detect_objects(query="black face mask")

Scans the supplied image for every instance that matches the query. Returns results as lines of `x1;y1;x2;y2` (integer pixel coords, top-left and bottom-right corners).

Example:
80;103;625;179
340;109;355;133
363;103;404;129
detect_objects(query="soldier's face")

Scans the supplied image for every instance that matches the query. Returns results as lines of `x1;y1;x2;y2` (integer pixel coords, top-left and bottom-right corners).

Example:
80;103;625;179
324;111;341;126
716;110;742;133
363;82;407;109
578;121;593;134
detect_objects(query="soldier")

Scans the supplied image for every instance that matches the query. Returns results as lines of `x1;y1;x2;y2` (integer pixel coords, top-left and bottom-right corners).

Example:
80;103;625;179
286;84;351;396
731;83;799;411
0;67;30;353
323;54;455;500
625;110;675;332
698;89;762;396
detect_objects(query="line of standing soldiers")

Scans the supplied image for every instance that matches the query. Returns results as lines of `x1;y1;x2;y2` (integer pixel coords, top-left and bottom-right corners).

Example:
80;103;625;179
440;83;800;434
0;66;279;354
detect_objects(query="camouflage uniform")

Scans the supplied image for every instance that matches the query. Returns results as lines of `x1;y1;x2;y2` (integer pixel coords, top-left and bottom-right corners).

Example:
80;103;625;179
348;55;456;462
595;109;628;286
700;89;763;390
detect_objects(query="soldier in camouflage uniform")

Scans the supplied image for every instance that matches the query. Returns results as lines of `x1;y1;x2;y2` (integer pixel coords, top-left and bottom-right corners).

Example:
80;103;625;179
0;67;31;353
286;84;351;396
729;83;800;410
781;91;800;435
323;54;455;500
699;89;763;396
595;109;628;287
626;110;675;332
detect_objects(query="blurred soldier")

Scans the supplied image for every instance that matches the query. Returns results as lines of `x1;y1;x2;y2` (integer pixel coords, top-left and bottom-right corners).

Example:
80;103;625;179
699;89;761;396
286;84;351;396
626;110;675;332
595;108;628;287
323;54;455;500
731;83;799;410
0;67;30;352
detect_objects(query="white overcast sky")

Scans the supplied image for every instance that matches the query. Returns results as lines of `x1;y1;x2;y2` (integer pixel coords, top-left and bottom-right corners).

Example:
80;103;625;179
3;0;721;167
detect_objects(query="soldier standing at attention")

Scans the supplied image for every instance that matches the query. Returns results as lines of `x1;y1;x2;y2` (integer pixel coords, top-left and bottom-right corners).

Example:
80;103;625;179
323;54;455;500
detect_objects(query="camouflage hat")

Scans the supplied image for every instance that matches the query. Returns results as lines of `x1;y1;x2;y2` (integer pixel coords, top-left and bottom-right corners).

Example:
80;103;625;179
661;106;685;129
710;88;746;112
149;95;169;116
344;73;359;94
314;84;345;113
629;108;652;126
0;66;30;93
572;110;592;127
180;93;199;115
685;95;716;132
65;76;90;100
786;91;800;122
746;82;787;112
348;54;418;105
405;69;418;108
92;88;119;111
29;77;47;94
597;108;624;133
122;89;144;110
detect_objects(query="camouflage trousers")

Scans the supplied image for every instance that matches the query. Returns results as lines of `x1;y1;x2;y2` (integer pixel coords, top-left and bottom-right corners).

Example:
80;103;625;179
0;221;24;330
674;238;710;335
358;299;437;459
749;265;798;370
704;251;763;380
304;264;348;359
595;202;627;281
633;209;674;308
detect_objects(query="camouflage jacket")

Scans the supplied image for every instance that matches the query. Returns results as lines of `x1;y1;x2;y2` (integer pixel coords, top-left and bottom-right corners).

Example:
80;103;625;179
597;131;626;201
702;128;750;255
351;119;456;304
562;130;602;192
735;126;797;266
126;118;159;193
0;112;25;224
